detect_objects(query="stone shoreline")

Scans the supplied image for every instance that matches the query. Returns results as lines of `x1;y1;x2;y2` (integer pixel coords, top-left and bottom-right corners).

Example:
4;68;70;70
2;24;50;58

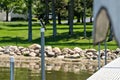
0;44;119;73
0;55;111;73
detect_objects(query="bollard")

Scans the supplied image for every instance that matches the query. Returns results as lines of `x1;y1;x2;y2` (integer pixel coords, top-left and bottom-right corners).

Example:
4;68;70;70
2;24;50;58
10;56;14;80
40;28;46;80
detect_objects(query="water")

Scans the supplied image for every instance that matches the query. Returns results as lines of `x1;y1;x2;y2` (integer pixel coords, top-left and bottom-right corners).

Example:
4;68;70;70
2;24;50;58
0;67;92;80
45;70;92;80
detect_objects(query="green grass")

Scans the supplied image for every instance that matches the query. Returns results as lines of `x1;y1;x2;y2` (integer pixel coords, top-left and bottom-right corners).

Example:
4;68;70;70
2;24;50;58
0;21;118;50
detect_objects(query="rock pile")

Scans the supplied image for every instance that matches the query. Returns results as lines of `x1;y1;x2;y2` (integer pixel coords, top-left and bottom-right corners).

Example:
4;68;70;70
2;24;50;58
0;44;120;60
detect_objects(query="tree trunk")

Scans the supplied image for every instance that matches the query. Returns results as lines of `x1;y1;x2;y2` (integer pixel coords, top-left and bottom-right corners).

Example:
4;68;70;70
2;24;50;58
52;0;57;37
45;0;49;24
68;0;74;35
83;0;86;38
28;0;32;42
58;12;61;24
6;10;9;21
77;13;80;23
90;16;92;23
81;12;84;23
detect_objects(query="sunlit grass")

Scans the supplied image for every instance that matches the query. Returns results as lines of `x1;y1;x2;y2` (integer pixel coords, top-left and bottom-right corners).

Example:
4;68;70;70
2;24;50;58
0;21;118;50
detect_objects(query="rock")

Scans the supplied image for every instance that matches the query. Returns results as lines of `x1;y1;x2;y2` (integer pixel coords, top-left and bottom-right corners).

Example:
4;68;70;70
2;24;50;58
114;48;120;54
9;52;15;56
79;52;85;57
52;47;62;55
46;52;55;57
29;52;36;57
116;48;120;52
29;44;41;50
87;52;93;56
34;49;40;53
34;49;40;56
0;52;3;55
16;52;21;55
92;55;98;60
62;48;70;55
45;46;52;52
57;55;64;59
0;47;4;52
18;46;24;50
21;48;29;52
4;46;10;54
85;52;93;59
65;53;80;59
73;47;83;54
29;49;34;52
22;50;30;56
69;49;75;55
86;49;97;53
9;46;18;52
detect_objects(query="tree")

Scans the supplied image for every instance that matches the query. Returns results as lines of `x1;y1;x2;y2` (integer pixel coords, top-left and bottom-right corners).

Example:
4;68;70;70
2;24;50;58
86;0;93;22
0;0;23;21
74;0;83;23
55;0;68;24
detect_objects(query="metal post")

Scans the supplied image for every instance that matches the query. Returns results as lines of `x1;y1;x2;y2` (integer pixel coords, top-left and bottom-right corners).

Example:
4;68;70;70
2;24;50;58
104;40;107;65
10;56;14;80
41;28;46;80
98;43;101;70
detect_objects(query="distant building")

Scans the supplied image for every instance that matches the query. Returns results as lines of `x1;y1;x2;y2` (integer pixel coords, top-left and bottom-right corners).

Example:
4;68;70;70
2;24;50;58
0;10;27;21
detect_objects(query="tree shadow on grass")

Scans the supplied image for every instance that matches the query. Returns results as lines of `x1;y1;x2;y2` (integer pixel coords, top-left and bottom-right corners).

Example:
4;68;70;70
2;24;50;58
0;32;117;48
0;36;30;46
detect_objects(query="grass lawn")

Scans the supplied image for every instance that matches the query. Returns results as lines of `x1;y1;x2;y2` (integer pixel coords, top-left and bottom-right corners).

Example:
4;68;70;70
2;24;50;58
0;21;118;50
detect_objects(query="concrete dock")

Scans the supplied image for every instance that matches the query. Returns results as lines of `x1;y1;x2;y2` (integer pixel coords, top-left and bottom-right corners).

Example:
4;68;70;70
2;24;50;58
87;57;120;80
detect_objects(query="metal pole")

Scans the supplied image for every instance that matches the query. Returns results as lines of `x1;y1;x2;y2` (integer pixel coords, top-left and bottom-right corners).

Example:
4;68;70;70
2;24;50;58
10;56;14;80
98;43;101;70
41;28;46;80
104;40;107;65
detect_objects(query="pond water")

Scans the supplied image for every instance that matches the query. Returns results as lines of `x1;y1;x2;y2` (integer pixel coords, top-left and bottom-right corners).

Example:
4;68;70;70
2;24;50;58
0;67;92;80
45;70;92;80
30;70;93;80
